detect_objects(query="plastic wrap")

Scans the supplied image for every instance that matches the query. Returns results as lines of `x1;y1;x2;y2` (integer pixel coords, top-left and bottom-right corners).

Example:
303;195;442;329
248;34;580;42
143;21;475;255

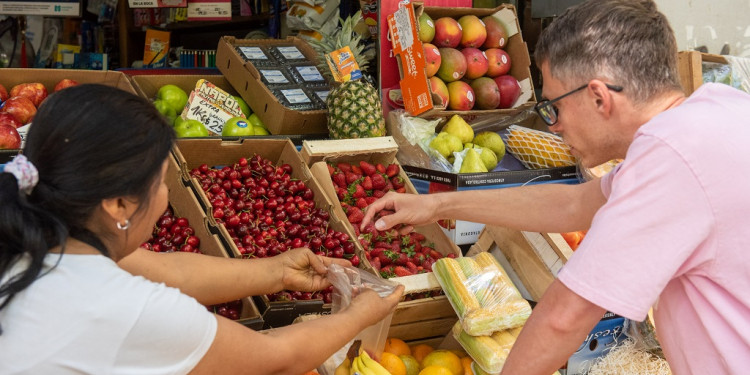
391;110;454;172
504;125;577;169
433;252;531;337
317;264;398;375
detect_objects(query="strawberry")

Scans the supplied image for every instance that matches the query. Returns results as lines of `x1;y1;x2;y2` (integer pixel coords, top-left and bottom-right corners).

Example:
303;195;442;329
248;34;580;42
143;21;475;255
378;252;392;266
356;197;368;209
422;258;435;272
406;261;418;274
396;187;406;193
385;181;394;191
371;247;386;258
332;172;346;188
352;184;366;199
347;207;364;223
411;232;426;242
376;163;386;174
365;196;378;205
336;188;347;201
337;163;352;173
395;253;408;266
359;161;377;176
361;176;373;190
447;253;457;258
386;164;400;178
393;266;413;277
369;256;381;271
428;249;442;260
351;165;362;175
349;254;360;267
346;172;360;184
391;176;405;189
372;189;385;198
371;173;386;190
327;164;335;176
380;266;396;279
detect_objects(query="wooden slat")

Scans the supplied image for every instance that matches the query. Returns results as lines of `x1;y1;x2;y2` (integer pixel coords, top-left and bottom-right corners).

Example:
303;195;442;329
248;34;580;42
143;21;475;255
391;296;456;325
388;317;458;342
541;232;574;263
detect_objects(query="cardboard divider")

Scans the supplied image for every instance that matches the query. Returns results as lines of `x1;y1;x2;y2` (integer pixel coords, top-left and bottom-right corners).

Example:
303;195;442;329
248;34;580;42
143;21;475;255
130;74;234;99
170;137;365;328
165;153;264;329
216;36;329;135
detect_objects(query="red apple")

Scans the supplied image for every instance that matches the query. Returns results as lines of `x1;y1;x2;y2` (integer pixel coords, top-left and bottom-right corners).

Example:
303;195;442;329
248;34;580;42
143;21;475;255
10;83;48;108
1;96;37;125
0;84;8;103
0;113;22;129
0;124;21;149
494;75;522;109
485;48;511;77
54;79;79;92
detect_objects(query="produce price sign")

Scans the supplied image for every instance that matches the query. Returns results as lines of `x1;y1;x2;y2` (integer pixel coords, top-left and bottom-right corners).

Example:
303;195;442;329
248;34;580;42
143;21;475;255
182;79;244;135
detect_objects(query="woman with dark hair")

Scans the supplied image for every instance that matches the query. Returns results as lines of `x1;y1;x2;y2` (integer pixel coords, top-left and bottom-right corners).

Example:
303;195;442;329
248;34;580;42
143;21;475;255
0;84;403;374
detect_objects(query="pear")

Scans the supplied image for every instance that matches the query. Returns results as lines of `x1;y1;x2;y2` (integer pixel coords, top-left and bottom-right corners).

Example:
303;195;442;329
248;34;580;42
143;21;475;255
474;145;499;170
429;132;463;158
441;114;474;144
459;148;489;173
473;131;506;160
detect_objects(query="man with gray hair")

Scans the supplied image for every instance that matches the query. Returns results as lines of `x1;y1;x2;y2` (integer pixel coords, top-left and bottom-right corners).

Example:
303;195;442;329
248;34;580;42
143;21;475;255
362;0;750;373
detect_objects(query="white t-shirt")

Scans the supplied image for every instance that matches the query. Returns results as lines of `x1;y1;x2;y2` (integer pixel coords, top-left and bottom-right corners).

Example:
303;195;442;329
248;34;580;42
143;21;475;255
0;253;218;374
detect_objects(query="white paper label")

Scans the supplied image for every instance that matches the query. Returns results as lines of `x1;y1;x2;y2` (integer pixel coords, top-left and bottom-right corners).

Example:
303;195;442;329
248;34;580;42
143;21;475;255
276;46;304;60
238;46;268;60
315;90;330;102
295;66;324;82
260;69;289;84
281;89;311;104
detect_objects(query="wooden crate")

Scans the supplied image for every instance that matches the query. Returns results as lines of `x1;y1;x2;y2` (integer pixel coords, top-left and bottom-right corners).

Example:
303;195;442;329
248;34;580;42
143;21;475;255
677;50;728;95
467;226;574;301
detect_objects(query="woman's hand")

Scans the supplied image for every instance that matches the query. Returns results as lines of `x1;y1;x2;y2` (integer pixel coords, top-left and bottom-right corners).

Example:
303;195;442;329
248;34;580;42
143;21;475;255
279;248;351;292
344;285;405;327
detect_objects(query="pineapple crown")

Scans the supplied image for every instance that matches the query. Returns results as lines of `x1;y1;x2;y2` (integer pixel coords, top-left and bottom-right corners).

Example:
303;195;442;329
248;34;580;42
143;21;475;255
308;10;376;81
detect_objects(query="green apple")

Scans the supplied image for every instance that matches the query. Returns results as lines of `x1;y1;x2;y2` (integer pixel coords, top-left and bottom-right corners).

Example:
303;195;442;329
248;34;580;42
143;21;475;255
222;116;254;137
174;118;209;138
247;113;265;128
157;84;188;115
154;99;177;124
232;95;251;118
253;126;269;135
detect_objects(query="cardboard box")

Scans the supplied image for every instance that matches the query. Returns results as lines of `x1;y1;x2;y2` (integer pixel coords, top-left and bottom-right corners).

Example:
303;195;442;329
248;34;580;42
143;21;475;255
677;50;729;95
171;137;355;328
388;3;536;117
0;69;139;153
165;153;264;329
216;36;329;135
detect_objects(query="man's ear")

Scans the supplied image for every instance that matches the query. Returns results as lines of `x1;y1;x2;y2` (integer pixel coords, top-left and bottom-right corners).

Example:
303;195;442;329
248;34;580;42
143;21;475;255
101;197;129;224
589;80;613;120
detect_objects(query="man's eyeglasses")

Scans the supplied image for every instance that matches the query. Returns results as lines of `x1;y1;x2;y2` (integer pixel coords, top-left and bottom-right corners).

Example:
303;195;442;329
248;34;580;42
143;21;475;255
534;83;623;126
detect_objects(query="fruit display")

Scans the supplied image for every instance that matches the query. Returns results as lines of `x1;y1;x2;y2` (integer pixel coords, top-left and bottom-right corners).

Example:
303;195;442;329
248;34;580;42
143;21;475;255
433;252;531;336
427;115;505;173
560;230;586;251
188;154;355;304
326;160;457;280
504;125;576;169
417;12;521;111
308;12;386;139
140;206;246;321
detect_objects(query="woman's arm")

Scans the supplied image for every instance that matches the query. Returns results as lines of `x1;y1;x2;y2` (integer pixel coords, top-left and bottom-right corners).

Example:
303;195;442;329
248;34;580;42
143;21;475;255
118;248;349;305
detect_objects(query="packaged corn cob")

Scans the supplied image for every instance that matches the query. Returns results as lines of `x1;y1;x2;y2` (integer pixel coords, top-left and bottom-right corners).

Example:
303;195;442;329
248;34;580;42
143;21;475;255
433;252;532;336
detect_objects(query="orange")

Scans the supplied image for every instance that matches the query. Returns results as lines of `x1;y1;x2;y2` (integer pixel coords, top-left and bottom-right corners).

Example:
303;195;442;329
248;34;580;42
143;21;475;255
411;343;434;364
421;350;463;375
385;337;412;356
461;357;474;375
380;352;407;375
400;354;421;375
419;365;454;375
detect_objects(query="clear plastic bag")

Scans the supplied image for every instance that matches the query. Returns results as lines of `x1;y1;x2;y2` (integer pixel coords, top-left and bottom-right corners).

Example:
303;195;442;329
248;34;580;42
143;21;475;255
317;264;399;375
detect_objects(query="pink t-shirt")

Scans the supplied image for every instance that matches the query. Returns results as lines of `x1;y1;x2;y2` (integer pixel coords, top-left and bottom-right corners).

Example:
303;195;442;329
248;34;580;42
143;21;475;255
558;83;750;375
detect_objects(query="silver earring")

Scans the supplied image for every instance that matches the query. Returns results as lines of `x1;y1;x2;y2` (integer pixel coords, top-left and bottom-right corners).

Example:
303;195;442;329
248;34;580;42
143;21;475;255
116;219;130;230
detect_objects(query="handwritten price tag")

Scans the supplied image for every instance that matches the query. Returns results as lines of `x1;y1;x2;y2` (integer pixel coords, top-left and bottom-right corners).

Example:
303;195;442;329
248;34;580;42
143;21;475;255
181;79;245;134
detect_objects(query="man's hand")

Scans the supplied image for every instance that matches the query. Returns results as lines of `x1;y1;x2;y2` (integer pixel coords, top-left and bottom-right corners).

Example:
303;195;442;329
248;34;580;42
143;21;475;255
360;191;439;234
279;248;351;292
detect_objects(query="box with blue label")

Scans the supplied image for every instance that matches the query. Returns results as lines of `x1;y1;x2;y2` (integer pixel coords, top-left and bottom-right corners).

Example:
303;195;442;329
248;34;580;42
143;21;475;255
566;312;627;375
403;162;580;245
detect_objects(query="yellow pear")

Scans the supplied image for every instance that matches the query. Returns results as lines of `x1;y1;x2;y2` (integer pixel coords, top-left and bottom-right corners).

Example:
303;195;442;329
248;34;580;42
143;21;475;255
429;132;463;158
442;115;474;144
473;131;506;160
474;145;498;170
459;148;489;173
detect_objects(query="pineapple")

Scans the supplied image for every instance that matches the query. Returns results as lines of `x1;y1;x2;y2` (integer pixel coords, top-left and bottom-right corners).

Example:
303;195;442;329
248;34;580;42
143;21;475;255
309;11;386;139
